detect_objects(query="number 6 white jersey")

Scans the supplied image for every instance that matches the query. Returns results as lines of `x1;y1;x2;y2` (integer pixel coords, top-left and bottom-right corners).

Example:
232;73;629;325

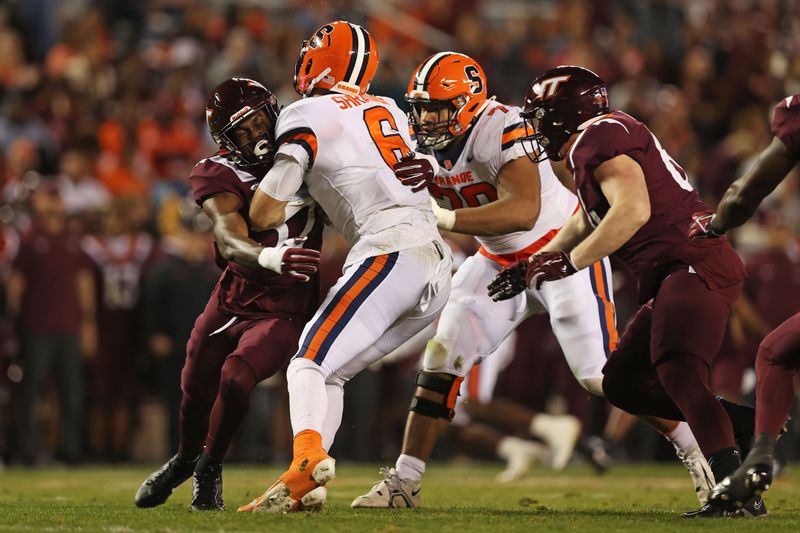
272;93;440;267
430;100;578;258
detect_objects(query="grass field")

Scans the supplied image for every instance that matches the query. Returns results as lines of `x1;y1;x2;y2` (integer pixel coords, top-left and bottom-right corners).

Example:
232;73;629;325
1;463;797;532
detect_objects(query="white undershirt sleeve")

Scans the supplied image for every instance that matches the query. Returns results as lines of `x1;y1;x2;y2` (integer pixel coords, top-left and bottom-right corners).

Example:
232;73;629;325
258;154;306;201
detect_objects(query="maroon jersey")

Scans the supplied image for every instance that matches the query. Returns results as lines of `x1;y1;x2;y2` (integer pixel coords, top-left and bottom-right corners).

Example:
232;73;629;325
11;225;93;333
772;94;800;160
189;154;323;319
81;233;154;357
568;111;746;301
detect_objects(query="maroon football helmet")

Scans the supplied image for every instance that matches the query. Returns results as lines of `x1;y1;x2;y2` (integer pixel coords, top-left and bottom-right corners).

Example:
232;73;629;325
520;66;609;162
206;78;279;168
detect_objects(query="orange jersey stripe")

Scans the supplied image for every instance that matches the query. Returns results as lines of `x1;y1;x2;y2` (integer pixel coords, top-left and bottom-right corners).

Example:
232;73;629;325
500;127;526;147
287;132;318;161
303;254;389;360
467;364;480;399
592;262;618;352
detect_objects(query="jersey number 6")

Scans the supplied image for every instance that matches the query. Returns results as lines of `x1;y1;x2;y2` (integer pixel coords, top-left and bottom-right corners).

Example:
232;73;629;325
363;106;413;169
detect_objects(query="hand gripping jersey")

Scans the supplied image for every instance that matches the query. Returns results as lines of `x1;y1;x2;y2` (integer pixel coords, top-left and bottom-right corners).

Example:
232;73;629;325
772;94;800;160
429;100;578;260
567;111;746;301
189;155;324;319
271;93;440;267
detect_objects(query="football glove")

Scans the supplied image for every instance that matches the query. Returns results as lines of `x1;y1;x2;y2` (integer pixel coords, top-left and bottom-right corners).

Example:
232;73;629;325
688;211;723;239
393;152;439;192
487;250;578;301
258;237;321;282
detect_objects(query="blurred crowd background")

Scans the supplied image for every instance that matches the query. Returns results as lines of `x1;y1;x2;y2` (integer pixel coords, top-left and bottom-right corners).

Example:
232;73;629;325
1;0;800;471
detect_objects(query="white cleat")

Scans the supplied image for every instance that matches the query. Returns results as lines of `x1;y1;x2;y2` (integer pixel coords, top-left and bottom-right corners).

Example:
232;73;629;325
531;414;582;471
300;486;328;512
676;444;715;505
496;437;549;482
249;458;336;514
351;467;421;508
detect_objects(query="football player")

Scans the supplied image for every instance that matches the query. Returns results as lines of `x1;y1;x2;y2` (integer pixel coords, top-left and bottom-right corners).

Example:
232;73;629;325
692;94;800;511
134;78;323;511
238;21;452;513
489;66;762;517
353;53;712;509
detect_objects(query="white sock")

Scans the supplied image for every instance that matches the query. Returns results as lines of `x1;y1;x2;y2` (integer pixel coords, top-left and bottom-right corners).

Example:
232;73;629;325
321;380;344;452
664;421;697;453
287;358;327;437
529;413;548;437
496;436;525;460
395;453;426;482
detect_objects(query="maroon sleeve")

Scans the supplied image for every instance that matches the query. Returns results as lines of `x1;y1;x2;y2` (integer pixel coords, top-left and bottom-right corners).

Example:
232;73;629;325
570;117;646;174
771;95;800;160
188;158;250;207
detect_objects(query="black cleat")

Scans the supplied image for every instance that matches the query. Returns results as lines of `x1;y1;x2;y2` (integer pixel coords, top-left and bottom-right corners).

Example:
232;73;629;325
135;453;199;508
683;502;727;518
709;463;773;511
575;435;611;475
684;496;767;518
190;454;224;511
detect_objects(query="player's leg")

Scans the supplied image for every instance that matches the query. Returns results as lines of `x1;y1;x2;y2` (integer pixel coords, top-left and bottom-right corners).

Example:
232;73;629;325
135;295;236;508
600;300;716;504
352;254;522;508
458;334;579;473
709;312;800;509
649;272;764;517
245;246;450;513
190;317;302;510
455;345;550;481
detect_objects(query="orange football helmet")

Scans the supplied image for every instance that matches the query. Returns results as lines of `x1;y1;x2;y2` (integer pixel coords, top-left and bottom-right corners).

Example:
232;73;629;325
293;21;379;97
406;52;489;150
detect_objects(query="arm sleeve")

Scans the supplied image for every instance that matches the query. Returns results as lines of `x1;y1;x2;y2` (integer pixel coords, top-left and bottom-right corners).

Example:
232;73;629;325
570;119;642;172
257;154;306;201
274;105;318;171
771;95;800;160
189;159;248;206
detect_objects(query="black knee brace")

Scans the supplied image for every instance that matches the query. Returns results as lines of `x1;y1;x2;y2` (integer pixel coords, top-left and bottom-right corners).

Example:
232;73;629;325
408;371;464;420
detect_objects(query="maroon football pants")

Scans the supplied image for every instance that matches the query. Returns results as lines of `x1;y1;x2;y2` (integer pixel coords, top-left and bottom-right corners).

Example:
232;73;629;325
755;312;800;436
179;294;303;461
602;270;742;456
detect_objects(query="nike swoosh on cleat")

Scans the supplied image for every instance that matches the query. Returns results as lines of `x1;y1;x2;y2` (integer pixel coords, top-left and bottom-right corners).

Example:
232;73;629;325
411;488;421;496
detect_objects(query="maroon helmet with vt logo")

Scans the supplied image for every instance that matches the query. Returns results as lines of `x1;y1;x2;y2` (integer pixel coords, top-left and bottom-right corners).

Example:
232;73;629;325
521;66;609;162
206;78;280;168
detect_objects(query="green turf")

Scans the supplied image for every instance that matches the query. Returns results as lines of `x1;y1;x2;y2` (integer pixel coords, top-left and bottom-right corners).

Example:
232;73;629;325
0;463;796;532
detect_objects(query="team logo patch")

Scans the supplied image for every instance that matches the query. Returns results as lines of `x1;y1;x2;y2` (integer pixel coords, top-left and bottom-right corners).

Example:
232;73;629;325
443;159;453;170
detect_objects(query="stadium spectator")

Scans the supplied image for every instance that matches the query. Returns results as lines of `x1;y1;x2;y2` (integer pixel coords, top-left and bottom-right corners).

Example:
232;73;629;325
7;179;96;465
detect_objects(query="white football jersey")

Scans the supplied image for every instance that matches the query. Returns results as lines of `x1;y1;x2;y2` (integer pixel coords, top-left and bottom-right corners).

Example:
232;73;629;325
431;100;578;255
273;93;440;267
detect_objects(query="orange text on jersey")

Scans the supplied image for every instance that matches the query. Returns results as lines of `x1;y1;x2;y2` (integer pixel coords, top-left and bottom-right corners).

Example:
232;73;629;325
435;171;474;186
332;93;385;110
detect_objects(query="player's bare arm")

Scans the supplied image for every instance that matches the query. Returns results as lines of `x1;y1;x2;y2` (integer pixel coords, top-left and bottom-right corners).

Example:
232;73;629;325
202;191;263;269
712;137;796;233
568;154;650;270
249;188;289;231
539;208;592;255
446;156;541;236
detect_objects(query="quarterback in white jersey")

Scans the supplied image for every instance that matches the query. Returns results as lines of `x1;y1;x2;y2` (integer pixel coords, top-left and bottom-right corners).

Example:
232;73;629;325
240;21;451;514
353;53;712;509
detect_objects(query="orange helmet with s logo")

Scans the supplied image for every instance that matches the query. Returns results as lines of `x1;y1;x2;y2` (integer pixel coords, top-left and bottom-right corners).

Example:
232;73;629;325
406;52;488;150
294;21;379;97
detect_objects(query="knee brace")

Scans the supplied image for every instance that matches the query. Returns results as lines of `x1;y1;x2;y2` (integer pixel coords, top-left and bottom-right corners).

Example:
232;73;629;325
408;371;464;420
